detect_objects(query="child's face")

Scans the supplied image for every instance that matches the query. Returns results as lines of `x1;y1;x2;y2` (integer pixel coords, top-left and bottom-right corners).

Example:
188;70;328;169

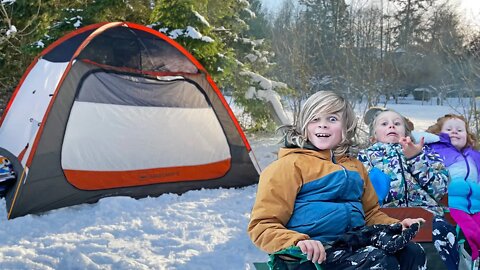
306;113;343;150
373;111;406;143
441;118;467;150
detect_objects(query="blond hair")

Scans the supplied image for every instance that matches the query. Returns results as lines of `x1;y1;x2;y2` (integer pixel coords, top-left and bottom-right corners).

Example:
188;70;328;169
426;114;477;149
282;91;357;156
367;109;414;141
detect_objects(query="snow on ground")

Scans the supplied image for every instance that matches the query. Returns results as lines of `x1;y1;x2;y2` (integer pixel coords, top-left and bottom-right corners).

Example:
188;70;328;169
0;97;471;269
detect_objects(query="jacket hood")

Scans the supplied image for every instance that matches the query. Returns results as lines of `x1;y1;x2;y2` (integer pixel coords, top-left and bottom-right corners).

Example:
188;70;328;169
277;147;355;164
438;132;451;144
368;142;403;153
432;133;480;166
428;133;480;183
438;132;473;154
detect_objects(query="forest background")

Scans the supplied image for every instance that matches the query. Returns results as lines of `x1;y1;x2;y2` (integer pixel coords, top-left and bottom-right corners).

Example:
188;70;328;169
0;0;479;136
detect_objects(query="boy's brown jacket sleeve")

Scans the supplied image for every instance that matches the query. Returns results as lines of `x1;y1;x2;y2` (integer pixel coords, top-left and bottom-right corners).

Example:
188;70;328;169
357;160;399;225
247;157;309;254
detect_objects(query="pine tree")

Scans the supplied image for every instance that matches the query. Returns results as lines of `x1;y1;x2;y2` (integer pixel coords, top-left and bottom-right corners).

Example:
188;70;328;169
388;0;434;50
297;0;350;73
0;0;288;130
151;0;229;83
0;0;152;111
151;0;289;130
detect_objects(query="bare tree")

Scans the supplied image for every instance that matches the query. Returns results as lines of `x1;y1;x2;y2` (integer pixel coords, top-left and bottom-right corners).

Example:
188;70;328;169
270;1;313;123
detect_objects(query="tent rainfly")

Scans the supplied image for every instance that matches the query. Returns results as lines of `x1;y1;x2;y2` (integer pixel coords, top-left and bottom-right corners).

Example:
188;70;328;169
0;22;260;219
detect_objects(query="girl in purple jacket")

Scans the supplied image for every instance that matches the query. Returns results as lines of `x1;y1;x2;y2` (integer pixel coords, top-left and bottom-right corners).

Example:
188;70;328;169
426;114;480;261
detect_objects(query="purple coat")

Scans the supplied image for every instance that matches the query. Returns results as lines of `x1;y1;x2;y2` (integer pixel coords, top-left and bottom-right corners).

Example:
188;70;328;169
428;133;480;179
428;133;480;213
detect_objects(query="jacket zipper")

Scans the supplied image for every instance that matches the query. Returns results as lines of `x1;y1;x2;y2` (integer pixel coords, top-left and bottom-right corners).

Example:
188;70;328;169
396;150;409;207
463;153;470;181
331;150;348;179
462;153;473;212
333;150;357;227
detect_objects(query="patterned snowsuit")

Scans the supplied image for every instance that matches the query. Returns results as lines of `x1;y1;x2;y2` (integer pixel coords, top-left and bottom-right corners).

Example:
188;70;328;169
357;142;448;214
358;142;458;270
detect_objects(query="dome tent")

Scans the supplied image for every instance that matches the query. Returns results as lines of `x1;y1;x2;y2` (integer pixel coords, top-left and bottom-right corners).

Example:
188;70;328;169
0;22;260;219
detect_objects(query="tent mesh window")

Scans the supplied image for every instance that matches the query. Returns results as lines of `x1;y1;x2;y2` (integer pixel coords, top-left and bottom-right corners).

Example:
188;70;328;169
78;28;198;74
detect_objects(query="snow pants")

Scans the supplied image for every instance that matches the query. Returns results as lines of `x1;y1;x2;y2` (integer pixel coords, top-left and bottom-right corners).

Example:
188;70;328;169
449;208;480;260
432;215;460;270
321;242;426;270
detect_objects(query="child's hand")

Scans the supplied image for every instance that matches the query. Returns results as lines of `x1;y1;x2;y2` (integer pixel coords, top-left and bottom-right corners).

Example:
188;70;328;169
399;136;425;159
400;218;426;230
296;239;326;264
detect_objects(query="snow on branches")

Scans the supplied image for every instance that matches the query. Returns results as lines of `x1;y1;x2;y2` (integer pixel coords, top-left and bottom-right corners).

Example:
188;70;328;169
241;70;291;125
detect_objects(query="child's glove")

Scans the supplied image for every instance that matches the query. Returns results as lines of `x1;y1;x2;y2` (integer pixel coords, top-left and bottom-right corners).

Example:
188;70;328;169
331;222;421;254
331;226;375;251
370;222;421;254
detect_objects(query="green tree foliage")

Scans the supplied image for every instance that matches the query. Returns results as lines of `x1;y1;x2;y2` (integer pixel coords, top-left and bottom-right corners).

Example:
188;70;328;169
271;1;310;95
0;0;285;131
151;0;287;131
388;0;434;49
36;0;152;51
424;2;465;88
297;0;350;73
223;0;289;130
151;0;226;81
0;0;43;92
0;0;152;109
245;0;271;40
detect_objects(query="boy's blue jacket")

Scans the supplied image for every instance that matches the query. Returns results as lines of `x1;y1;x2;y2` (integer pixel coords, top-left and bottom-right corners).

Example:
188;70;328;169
248;148;398;254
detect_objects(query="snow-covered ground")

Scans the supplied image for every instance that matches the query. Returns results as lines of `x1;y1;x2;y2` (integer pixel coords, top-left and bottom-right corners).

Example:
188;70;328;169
0;97;473;269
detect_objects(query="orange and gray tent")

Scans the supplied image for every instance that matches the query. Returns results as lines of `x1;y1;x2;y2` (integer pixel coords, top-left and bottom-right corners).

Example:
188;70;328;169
0;22;260;219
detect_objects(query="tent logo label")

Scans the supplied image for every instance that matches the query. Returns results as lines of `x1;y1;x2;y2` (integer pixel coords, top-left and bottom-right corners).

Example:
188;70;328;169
139;171;180;180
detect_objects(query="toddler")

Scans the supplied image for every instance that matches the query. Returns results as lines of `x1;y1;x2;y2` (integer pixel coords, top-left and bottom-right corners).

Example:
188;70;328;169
426;114;480;260
358;107;458;270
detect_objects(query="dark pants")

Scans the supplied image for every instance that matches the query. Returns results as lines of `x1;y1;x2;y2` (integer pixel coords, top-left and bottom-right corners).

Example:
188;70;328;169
321;242;426;270
432;215;459;270
394;242;427;270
